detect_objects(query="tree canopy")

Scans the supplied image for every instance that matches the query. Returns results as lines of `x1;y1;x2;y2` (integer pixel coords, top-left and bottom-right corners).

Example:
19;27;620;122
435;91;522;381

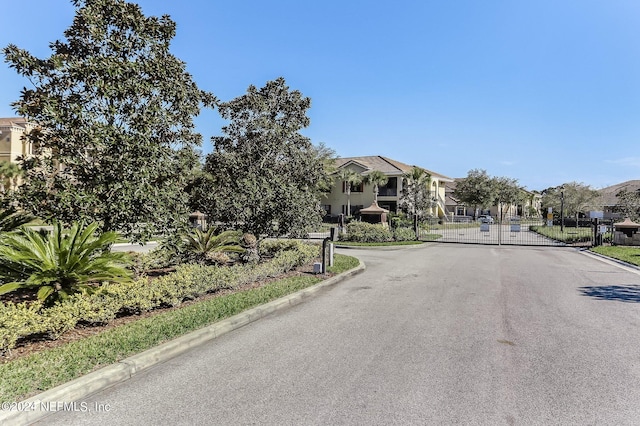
3;0;215;243
541;182;599;221
197;77;332;238
453;169;494;218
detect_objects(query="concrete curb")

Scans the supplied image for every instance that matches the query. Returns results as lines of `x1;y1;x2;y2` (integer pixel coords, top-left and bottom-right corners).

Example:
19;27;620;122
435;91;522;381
0;261;365;426
579;249;640;274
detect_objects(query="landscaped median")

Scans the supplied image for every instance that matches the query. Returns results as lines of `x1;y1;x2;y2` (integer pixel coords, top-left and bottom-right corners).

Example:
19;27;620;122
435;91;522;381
0;244;362;417
589;246;640;267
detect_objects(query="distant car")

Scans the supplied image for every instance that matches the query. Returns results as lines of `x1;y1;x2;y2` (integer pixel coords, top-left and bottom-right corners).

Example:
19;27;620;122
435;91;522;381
477;215;494;224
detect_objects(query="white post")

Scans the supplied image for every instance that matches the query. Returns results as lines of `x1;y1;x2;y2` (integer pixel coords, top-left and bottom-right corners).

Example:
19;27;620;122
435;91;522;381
329;242;334;267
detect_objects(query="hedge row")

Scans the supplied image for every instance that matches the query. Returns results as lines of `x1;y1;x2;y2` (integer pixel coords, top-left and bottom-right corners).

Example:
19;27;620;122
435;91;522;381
339;222;416;243
0;241;319;354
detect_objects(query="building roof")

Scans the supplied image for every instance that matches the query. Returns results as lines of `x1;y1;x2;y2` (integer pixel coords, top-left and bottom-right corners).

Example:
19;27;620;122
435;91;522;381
598;180;640;207
0;117;28;127
334;155;453;181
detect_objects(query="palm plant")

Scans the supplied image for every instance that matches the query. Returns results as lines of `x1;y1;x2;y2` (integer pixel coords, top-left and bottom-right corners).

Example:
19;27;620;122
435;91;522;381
335;168;363;216
182;228;245;265
364;170;388;203
0;221;132;305
0;205;34;233
401;167;432;239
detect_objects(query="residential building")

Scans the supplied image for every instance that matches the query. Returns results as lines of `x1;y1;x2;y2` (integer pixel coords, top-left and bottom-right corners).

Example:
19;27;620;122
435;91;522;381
0;117;35;163
598;180;640;219
322;155;453;220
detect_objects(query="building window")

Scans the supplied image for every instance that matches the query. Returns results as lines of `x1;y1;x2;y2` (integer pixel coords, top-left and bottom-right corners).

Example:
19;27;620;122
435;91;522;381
343;181;363;193
321;205;331;215
378;177;397;197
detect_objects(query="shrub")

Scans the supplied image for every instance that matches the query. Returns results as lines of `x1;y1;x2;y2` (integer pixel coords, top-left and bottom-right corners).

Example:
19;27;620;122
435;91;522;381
0;240;320;354
393;227;416;241
182;228;244;265
0;222;132;306
339;222;393;243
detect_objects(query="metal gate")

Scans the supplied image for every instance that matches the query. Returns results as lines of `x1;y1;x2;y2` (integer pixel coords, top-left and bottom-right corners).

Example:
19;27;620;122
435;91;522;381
421;218;615;247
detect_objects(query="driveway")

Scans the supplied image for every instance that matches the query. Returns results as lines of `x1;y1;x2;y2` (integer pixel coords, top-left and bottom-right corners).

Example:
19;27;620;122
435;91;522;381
43;244;640;425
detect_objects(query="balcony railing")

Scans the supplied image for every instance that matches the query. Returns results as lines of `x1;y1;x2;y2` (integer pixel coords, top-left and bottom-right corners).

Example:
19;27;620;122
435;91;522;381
377;188;397;197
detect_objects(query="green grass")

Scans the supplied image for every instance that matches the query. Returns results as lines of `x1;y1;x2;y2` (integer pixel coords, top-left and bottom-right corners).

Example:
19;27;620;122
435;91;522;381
590;246;640;267
530;225;593;243
420;233;443;241
335;240;424;247
0;254;359;403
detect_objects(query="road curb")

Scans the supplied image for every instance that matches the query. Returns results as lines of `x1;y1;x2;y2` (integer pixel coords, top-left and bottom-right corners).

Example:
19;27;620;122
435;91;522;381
579;249;640;274
0;261;365;426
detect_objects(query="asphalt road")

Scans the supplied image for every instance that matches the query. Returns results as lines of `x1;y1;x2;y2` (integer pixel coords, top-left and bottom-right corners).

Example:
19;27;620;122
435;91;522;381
41;244;640;425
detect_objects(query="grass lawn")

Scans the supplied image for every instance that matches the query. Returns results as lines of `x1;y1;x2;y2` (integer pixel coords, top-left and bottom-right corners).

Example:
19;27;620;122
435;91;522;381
530;225;593;243
0;254;360;403
590;246;640;267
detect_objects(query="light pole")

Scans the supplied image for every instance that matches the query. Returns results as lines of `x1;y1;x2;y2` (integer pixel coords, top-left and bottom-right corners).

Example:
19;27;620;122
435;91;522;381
560;185;565;233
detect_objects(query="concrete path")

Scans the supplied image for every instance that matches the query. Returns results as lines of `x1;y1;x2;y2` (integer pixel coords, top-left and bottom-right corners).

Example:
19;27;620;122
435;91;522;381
39;244;640;425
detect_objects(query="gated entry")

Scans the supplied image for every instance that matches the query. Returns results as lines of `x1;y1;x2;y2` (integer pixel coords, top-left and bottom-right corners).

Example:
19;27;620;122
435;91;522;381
421;218;614;247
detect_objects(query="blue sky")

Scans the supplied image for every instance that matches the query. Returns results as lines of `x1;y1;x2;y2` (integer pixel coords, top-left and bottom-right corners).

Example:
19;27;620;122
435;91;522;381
2;0;639;191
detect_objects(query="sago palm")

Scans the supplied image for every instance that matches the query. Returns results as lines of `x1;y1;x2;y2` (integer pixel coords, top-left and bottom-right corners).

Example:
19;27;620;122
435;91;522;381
183;228;245;264
0;205;33;233
0;221;132;305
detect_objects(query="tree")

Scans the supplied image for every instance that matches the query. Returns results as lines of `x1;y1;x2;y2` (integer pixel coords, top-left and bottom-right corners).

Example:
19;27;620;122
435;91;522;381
453;169;494;219
491;176;521;222
616;189;640;222
399;166;432;239
541;182;599;225
335;167;363;217
363;170;388;203
200;77;331;238
3;0;215;243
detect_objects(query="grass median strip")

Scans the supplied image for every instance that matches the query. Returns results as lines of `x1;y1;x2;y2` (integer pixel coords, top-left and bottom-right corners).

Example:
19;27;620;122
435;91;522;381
0;254;359;403
590;246;640;267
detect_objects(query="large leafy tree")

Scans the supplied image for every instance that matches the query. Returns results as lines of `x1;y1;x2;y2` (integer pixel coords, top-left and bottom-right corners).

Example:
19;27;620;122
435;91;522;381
616;189;640;222
454;169;494;219
541;182;599;224
199;77;331;238
491;176;521;221
3;0;215;243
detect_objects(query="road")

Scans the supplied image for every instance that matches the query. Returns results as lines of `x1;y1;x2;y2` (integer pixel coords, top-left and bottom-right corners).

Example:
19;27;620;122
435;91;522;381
42;244;640;425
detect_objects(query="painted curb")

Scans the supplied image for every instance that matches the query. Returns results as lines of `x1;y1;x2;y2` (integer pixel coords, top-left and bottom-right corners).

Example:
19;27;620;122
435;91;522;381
0;261;365;426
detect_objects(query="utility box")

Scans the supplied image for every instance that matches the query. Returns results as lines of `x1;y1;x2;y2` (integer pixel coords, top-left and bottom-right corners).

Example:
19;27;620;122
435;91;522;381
313;262;322;274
